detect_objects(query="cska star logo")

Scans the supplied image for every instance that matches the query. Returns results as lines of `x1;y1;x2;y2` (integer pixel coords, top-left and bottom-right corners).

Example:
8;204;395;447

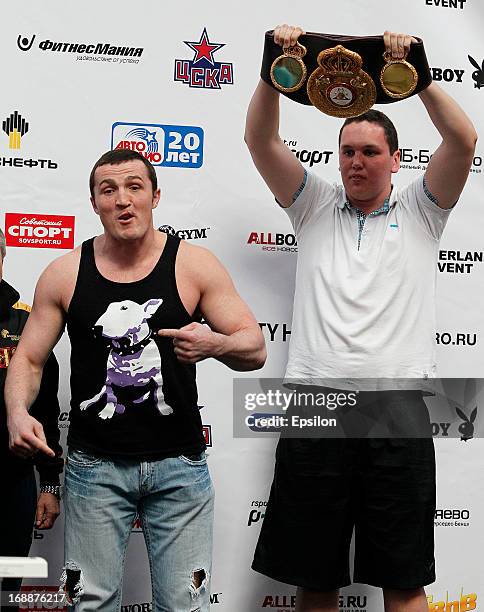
174;28;233;89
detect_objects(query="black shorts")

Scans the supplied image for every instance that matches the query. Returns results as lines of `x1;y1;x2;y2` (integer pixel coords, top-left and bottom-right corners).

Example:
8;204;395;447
252;392;436;591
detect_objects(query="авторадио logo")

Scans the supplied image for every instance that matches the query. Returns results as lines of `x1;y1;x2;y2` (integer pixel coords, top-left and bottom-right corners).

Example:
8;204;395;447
2;111;29;149
174;28;233;89
111;122;203;168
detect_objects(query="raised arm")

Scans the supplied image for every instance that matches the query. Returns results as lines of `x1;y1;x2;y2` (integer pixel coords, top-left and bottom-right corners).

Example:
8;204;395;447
244;25;306;207
419;82;477;209
158;246;266;371
6;258;68;457
384;31;477;209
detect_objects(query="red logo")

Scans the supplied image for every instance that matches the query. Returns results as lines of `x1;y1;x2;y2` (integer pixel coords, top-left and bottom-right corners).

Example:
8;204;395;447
262;594;296;609
5;213;75;249
174;28;234;89
247;231;298;253
247;232;297;246
202;425;212;447
132;514;143;532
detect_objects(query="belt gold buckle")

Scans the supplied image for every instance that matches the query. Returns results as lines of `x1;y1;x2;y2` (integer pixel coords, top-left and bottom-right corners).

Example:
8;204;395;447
380;50;418;98
270;42;308;93
307;45;377;118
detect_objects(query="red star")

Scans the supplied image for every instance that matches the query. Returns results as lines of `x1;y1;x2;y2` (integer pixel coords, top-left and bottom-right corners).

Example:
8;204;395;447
184;28;225;65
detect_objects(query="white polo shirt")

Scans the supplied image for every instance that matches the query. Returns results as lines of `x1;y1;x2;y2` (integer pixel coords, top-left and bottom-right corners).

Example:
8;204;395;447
284;171;452;389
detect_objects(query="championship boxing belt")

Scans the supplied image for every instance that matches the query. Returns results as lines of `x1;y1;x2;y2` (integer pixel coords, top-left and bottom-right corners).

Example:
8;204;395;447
261;31;432;118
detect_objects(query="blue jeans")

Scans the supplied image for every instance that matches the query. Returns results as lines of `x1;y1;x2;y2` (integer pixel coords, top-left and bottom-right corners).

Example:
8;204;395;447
63;448;214;612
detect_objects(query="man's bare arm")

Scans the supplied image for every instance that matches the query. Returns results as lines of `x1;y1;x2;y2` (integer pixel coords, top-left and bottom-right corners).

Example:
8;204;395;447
158;247;266;371
6;258;68;456
244;25;306;207
419;82;477;209
383;32;477;209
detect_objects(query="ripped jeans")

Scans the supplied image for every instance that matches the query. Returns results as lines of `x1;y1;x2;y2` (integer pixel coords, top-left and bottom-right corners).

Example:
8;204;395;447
63;448;214;612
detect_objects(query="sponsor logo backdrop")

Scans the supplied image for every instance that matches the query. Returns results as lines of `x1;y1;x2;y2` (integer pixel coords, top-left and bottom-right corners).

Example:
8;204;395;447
2;0;483;610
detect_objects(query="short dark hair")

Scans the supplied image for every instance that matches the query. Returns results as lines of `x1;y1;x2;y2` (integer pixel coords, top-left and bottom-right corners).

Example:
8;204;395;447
338;109;399;154
89;149;158;197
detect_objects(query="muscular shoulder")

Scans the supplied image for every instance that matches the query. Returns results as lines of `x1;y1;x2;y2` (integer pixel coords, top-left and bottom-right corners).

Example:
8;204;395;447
176;240;227;287
36;246;82;310
178;239;221;268
41;247;80;280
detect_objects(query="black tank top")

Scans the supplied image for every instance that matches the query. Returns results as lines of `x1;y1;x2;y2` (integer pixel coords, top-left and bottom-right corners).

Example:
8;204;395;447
66;235;205;458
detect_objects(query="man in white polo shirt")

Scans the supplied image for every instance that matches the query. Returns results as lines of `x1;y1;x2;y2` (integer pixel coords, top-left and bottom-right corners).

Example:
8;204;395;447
245;26;477;612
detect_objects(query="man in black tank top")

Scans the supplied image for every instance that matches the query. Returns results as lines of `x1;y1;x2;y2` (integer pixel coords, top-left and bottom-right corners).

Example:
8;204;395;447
6;149;266;611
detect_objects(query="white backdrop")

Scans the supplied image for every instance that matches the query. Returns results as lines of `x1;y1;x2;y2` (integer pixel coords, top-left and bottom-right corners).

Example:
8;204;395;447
1;1;482;610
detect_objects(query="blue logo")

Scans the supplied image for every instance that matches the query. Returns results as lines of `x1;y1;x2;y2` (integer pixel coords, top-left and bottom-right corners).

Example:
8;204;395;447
111;122;204;168
174;28;233;89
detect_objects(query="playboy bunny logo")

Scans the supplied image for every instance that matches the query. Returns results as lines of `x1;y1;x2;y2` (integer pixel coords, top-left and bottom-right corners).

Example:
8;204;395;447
468;55;484;89
455;406;477;441
17;34;36;52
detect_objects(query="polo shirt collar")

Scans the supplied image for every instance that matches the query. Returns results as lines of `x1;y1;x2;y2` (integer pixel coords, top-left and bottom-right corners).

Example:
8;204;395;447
339;185;396;212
